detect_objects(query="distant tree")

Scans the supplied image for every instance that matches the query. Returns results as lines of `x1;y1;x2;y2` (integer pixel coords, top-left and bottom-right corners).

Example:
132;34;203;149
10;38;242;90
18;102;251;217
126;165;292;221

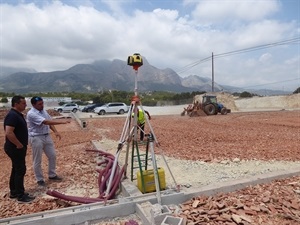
239;91;253;98
293;87;300;94
142;99;157;106
0;97;8;103
0;92;15;97
8;90;223;106
92;96;105;104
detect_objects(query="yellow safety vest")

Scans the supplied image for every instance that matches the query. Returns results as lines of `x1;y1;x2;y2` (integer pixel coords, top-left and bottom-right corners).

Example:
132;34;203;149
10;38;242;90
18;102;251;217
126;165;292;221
132;109;145;125
138;109;145;124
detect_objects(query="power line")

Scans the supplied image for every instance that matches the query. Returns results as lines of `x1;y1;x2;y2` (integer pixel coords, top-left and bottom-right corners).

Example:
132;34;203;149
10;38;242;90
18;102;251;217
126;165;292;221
241;78;300;89
176;37;300;74
214;37;300;59
176;56;211;74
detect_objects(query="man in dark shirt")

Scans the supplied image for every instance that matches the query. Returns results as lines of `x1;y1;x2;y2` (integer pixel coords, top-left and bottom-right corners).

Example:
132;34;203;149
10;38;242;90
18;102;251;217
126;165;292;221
4;95;35;203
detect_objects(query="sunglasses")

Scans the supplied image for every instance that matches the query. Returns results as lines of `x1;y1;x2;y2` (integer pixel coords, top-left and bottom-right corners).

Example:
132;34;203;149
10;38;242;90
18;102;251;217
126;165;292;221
35;97;43;101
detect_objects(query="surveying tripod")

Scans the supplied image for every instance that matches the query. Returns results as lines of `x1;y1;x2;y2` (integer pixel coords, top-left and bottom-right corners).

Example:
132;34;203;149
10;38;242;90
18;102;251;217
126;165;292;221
104;54;178;204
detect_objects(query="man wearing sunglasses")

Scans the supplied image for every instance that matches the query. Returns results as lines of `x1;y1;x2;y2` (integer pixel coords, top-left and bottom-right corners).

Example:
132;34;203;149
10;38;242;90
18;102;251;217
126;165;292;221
26;96;71;187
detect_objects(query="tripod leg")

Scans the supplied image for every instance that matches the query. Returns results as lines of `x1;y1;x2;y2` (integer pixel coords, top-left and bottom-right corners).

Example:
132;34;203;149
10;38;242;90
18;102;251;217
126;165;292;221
149;133;161;204
124;126;135;178
123;103;135;179
105;103;136;197
119;103;134;143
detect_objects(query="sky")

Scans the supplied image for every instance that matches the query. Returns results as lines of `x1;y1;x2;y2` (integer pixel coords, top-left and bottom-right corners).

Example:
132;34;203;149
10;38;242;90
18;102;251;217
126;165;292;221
0;0;299;91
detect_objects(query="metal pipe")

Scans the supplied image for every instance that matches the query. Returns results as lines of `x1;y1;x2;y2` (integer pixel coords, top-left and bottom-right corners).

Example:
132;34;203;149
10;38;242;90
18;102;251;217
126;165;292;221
46;149;123;203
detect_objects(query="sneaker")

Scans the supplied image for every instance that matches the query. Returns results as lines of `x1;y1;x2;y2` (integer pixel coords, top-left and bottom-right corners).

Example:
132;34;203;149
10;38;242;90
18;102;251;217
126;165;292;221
37;180;46;186
17;194;35;204
49;175;63;181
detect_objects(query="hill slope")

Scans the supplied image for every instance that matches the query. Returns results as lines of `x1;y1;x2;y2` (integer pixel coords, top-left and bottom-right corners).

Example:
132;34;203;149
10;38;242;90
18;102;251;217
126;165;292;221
0;59;224;93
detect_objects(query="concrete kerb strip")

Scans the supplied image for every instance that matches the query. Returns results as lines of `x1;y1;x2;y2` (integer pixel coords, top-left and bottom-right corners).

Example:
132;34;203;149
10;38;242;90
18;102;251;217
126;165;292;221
71;112;86;128
0;200;136;225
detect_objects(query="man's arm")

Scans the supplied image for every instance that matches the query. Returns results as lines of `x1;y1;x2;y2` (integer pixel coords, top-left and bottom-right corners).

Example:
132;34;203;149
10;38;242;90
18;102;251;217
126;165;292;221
42;119;71;126
145;111;151;120
5;126;23;149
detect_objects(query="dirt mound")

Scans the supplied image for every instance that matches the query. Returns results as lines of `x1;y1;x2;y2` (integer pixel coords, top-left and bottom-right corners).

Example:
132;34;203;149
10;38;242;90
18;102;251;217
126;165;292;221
235;93;300;109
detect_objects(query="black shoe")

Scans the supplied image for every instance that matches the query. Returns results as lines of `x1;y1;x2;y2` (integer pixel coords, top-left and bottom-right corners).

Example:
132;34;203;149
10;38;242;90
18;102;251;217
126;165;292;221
49;175;62;181
9;193;18;199
24;193;35;200
37;180;46;186
17;194;35;204
9;192;29;199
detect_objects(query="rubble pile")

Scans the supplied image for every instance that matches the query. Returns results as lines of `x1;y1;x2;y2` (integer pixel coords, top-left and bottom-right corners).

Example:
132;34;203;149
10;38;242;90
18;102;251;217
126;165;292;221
178;176;300;224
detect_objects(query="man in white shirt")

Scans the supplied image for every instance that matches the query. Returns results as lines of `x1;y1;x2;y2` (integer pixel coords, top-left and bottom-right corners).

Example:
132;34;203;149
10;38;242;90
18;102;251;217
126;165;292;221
27;96;71;186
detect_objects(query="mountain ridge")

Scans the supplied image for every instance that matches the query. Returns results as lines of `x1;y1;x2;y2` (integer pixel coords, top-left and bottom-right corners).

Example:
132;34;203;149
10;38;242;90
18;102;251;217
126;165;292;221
0;58;291;95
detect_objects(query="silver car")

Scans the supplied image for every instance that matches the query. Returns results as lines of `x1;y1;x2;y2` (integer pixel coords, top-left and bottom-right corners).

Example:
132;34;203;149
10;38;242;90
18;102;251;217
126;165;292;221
94;102;129;115
54;103;79;113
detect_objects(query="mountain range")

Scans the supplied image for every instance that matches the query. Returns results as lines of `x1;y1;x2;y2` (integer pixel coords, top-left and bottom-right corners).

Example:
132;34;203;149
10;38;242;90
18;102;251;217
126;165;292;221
0;58;290;95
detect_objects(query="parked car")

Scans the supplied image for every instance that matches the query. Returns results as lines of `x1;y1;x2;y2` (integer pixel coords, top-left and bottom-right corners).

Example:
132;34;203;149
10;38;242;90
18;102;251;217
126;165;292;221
94;102;129;115
78;105;85;111
54;103;79;113
81;103;104;112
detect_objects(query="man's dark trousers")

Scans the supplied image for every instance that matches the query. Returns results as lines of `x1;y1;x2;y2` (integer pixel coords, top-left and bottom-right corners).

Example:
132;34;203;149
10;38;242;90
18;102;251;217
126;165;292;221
5;146;27;197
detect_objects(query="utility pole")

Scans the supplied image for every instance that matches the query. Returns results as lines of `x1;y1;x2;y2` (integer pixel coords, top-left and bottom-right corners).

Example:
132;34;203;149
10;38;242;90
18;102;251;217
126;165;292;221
109;89;113;102
212;52;214;92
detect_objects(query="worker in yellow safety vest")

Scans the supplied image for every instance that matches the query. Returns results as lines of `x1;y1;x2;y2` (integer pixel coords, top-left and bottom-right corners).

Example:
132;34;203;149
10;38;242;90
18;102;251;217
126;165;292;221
133;108;151;141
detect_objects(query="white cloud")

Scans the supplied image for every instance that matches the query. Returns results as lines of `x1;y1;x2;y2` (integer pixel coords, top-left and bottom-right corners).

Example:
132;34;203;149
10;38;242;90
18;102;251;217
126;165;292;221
259;53;272;63
152;8;179;20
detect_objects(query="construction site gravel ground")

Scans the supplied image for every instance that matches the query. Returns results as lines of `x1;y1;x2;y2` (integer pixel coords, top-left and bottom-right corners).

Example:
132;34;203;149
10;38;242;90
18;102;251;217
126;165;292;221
0;93;299;224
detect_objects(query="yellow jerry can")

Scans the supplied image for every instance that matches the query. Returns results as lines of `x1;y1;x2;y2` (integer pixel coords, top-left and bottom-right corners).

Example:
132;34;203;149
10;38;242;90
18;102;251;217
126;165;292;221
137;167;166;193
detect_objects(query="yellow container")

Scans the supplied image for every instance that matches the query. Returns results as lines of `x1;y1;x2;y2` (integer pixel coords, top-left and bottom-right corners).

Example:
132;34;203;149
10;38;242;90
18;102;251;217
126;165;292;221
137;167;166;193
